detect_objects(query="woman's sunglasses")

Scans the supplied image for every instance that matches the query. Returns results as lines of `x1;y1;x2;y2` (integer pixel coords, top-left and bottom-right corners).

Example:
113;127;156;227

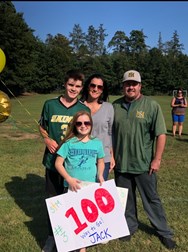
75;121;91;127
89;83;104;91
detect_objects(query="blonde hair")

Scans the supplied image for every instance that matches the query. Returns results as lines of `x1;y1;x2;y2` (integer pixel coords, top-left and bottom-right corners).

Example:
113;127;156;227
58;110;93;148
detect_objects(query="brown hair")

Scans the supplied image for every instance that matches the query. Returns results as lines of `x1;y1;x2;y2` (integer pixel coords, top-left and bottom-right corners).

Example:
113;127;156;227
80;73;109;104
64;69;85;83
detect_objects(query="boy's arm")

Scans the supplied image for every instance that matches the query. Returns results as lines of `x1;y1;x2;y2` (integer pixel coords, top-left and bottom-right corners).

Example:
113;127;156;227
39;125;58;153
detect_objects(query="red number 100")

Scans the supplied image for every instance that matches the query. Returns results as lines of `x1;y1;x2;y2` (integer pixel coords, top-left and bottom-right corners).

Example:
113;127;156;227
65;188;115;234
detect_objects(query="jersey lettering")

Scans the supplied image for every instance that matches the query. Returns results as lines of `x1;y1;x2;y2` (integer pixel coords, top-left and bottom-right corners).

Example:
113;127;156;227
51;115;73;123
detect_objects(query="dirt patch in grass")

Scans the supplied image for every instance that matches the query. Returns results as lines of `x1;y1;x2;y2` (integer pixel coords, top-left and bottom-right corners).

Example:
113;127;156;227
0;123;40;141
0;132;40;140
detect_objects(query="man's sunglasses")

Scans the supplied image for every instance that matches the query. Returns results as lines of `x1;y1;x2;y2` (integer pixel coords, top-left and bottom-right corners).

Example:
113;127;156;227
75;121;92;127
89;83;104;91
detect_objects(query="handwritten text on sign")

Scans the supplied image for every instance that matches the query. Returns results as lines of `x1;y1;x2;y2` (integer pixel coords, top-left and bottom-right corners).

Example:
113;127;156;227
46;179;129;252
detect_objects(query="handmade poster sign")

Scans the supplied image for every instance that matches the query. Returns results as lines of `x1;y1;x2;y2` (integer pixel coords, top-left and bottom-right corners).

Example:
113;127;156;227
76;180;128;211
46;179;129;252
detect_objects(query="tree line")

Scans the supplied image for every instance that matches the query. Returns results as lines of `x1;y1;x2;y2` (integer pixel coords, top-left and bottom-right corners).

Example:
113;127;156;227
0;2;188;96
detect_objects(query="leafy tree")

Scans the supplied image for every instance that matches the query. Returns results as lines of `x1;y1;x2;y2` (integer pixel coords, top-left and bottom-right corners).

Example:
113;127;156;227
129;30;148;54
98;24;108;55
164;30;184;57
109;52;132;94
108;31;129;53
75;44;90;59
157;32;164;52
1;2;188;96
69;24;86;53
44;34;74;92
145;48;169;94
0;1;38;95
85;25;99;56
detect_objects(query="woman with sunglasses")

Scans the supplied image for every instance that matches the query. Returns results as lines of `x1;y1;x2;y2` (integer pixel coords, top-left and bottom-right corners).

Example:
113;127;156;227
55;110;105;252
171;87;187;137
80;74;115;181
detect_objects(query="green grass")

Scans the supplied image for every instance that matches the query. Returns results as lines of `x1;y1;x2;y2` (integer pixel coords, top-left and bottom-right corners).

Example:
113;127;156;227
0;93;188;252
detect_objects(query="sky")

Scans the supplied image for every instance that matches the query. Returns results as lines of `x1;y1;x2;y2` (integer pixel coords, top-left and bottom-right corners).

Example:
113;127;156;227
12;1;188;54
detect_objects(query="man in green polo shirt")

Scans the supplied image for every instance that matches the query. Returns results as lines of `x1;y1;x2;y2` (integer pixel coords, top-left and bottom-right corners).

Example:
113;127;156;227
112;70;176;250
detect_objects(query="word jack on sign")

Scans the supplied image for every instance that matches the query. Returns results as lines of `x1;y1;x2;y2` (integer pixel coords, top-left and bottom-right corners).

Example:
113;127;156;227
46;179;129;252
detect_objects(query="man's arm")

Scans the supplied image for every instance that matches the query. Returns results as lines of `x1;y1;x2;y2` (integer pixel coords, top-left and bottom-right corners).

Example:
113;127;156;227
149;134;166;175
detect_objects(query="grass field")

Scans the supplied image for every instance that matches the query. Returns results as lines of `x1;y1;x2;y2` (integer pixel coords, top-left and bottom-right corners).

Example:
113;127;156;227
0;93;188;252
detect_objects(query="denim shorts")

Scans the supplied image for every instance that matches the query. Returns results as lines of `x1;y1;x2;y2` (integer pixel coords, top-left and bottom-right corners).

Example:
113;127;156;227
172;114;185;123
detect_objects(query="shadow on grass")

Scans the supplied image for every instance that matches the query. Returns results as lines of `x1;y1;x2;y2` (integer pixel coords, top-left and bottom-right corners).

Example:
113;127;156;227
167;129;188;137
176;137;188;142
5;174;47;249
138;221;156;236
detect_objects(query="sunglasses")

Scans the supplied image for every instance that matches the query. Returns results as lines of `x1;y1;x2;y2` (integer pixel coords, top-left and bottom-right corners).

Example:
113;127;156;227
89;83;104;91
75;121;92;127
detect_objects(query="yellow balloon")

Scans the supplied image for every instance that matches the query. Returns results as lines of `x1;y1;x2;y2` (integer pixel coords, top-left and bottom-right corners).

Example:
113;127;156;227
0;48;6;73
0;91;11;123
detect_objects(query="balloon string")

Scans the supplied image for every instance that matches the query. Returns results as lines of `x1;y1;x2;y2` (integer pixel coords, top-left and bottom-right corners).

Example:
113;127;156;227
0;79;39;125
8;114;39;133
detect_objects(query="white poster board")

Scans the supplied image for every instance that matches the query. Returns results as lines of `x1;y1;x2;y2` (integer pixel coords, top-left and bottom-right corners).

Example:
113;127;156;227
77;180;128;211
46;179;129;252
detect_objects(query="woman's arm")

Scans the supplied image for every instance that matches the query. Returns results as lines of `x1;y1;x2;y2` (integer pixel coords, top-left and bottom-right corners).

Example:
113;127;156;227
108;105;115;171
97;158;105;185
109;147;115;172
182;98;188;107
171;97;179;107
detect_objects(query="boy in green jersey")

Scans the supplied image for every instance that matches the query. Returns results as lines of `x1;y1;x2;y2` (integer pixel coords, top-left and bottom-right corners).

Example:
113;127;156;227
112;70;176;250
39;69;90;252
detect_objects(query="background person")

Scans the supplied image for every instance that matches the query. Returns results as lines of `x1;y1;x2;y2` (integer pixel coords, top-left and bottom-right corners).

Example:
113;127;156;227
112;70;176;250
80;73;115;180
55;110;105;252
39;69;90;252
171;87;187;137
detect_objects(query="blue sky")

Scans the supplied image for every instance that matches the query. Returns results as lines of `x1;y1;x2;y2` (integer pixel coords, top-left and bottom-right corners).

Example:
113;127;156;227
13;1;188;54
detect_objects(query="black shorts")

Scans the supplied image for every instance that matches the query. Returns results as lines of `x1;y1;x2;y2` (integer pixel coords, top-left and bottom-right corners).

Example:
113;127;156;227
45;169;64;197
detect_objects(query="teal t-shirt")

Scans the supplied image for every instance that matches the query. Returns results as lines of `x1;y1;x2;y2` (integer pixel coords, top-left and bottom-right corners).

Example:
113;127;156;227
39;96;90;171
112;95;167;174
56;137;105;187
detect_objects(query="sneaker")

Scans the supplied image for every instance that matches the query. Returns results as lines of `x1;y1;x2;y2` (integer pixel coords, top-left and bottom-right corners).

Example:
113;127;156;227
119;235;131;242
42;235;55;252
159;236;177;250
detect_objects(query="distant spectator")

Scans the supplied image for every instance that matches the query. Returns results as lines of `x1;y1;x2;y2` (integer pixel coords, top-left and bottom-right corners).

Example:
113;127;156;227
171;87;187;136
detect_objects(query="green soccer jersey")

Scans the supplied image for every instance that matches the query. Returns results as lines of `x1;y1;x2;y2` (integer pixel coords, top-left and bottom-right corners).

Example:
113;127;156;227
39;96;90;171
112;95;167;174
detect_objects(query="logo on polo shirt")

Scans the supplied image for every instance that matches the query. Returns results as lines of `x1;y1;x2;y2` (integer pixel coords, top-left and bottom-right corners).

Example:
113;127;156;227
136;110;145;118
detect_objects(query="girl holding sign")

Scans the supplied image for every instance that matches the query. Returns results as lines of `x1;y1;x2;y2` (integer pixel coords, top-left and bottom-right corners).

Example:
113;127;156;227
55;111;105;252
